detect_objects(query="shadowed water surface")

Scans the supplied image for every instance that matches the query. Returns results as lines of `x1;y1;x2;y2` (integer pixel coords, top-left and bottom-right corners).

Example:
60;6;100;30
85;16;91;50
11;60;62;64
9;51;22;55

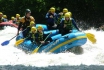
0;65;104;70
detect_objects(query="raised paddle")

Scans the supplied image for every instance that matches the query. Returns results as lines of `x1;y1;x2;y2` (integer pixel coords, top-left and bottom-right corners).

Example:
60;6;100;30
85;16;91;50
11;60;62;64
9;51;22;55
31;32;52;54
1;35;17;46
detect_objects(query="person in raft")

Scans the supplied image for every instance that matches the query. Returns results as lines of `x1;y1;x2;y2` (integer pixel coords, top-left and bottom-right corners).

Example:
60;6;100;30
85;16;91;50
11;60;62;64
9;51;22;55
24;21;36;38
0;12;4;23
45;7;58;30
57;8;68;28
15;14;21;25
17;9;35;38
2;15;8;22
26;27;37;44
59;12;80;35
35;26;52;46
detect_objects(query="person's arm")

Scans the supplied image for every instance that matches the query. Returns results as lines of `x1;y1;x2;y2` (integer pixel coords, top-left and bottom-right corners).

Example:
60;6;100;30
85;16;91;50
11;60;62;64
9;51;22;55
45;13;49;19
30;16;35;22
17;22;22;35
26;33;34;42
72;18;80;31
54;13;58;22
60;20;64;28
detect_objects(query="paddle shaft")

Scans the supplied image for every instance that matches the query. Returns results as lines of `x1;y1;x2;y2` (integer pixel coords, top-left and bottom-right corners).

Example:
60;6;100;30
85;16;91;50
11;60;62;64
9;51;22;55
38;33;52;48
10;28;27;41
10;35;17;41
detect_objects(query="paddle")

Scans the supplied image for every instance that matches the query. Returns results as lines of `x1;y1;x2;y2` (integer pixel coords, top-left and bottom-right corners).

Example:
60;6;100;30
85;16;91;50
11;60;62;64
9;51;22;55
14;28;30;46
31;32;52;54
1;28;27;46
1;35;17;46
85;33;96;44
79;30;96;44
14;38;26;46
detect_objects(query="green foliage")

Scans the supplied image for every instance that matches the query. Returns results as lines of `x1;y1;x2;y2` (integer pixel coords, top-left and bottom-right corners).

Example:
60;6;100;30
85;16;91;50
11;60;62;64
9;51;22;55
0;0;104;28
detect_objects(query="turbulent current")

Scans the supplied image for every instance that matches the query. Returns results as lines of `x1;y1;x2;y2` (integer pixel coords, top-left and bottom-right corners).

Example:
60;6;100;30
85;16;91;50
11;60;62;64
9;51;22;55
0;26;104;70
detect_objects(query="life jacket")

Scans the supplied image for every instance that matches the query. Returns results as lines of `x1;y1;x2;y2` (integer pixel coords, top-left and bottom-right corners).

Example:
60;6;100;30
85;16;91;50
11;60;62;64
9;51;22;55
15;17;21;24
0;17;4;23
57;14;64;24
31;33;36;40
20;16;34;30
64;19;72;30
37;31;43;41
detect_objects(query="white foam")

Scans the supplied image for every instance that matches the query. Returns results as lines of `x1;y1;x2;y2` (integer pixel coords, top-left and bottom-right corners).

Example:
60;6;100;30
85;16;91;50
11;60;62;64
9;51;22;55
0;27;104;67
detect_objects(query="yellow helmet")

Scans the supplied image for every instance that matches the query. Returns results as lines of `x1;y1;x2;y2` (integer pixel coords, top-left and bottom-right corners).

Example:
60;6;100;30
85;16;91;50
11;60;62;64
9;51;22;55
63;8;68;13
3;15;7;18
31;27;37;32
67;12;72;17
37;25;43;30
16;14;20;18
0;12;3;15
65;13;71;18
30;21;35;26
50;7;55;12
11;17;15;20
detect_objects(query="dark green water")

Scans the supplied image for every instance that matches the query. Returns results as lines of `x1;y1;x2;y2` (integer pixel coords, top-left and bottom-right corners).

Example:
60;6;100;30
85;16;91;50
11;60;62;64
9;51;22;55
0;65;104;70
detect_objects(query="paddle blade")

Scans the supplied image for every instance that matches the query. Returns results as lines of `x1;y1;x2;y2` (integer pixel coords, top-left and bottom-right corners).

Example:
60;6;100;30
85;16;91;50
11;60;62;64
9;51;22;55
15;39;24;46
86;33;96;44
1;40;10;46
86;33;95;38
31;47;39;54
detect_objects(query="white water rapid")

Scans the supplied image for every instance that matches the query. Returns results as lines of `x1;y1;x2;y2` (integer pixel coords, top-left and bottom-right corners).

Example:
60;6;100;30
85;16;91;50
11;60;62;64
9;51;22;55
0;26;104;68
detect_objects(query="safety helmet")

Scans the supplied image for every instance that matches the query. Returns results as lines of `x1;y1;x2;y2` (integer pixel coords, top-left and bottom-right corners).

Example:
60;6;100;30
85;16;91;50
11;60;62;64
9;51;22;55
63;8;68;13
3;15;7;18
37;25;43;30
31;27;37;32
25;9;31;14
30;21;35;26
16;14;20;18
0;12;3;15
50;7;55;12
65;13;71;18
11;17;15;20
67;12;72;17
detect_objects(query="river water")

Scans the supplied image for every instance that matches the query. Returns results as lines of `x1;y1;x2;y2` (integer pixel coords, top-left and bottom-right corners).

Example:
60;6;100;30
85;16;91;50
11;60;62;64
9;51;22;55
0;26;104;70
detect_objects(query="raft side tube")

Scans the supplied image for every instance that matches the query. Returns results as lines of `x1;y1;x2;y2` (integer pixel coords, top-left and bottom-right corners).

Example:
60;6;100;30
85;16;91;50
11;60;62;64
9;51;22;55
51;34;62;40
38;34;62;52
51;38;87;53
62;32;86;39
0;22;18;28
38;32;87;53
44;30;59;37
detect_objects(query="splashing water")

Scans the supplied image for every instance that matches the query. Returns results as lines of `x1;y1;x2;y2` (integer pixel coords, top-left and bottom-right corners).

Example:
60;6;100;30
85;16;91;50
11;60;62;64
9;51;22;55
0;26;104;67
